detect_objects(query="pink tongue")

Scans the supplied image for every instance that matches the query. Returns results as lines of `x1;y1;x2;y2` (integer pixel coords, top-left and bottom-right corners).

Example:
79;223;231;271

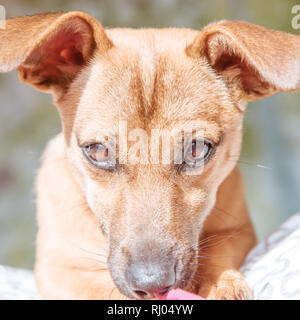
157;289;204;300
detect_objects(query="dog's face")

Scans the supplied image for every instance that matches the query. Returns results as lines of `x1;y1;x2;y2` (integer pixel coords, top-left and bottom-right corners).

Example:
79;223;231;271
63;30;243;298
1;12;299;299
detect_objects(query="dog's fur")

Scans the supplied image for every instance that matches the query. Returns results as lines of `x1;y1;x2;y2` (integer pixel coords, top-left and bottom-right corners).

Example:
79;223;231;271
0;12;299;300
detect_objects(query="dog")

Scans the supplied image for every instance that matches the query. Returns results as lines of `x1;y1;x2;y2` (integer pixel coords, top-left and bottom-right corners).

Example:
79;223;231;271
0;11;299;300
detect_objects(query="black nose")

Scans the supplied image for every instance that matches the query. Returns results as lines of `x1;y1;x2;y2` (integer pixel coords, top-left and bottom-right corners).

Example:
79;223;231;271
125;260;176;299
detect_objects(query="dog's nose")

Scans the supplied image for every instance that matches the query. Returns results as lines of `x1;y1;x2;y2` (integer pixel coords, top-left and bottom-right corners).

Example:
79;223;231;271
125;260;176;299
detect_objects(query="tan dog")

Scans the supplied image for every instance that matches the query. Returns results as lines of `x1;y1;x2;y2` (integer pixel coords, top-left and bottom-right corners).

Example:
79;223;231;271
0;12;299;300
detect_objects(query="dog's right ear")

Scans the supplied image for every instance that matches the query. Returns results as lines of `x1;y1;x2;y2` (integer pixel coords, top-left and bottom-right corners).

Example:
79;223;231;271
187;21;300;104
0;11;112;96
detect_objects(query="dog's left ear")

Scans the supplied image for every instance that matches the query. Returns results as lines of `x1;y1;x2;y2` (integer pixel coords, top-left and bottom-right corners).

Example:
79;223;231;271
0;11;113;97
187;21;300;102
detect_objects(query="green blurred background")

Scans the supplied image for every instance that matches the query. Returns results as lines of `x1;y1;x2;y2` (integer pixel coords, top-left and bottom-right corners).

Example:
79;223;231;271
0;0;299;269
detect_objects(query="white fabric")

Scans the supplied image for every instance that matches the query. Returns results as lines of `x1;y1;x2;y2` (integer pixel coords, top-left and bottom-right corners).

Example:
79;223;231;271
0;265;40;299
242;212;300;300
0;212;300;300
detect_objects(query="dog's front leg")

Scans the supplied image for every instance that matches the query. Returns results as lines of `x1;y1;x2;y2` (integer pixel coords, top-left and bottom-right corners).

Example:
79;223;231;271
189;167;256;300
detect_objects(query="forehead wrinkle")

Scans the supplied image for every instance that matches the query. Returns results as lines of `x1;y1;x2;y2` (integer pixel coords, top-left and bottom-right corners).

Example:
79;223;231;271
76;40;236;142
138;39;157;109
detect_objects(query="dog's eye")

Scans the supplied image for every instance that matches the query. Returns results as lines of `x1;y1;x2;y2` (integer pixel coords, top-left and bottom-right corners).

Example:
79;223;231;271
82;143;116;170
183;139;214;168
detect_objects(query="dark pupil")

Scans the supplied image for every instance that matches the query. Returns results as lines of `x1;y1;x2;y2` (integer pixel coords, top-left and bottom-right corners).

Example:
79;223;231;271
191;141;207;159
90;144;108;162
192;141;198;158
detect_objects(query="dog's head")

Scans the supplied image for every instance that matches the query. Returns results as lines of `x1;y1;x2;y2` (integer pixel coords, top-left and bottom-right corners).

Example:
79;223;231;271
1;12;299;299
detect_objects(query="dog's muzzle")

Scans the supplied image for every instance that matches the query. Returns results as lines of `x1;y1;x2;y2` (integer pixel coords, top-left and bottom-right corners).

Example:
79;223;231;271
125;258;176;299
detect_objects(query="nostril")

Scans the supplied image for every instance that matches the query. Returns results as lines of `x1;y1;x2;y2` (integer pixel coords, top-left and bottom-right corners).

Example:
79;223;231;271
159;286;171;295
125;258;176;299
133;285;172;299
133;290;153;299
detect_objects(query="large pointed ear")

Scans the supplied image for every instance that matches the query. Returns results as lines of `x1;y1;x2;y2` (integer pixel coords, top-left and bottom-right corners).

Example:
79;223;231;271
0;11;112;96
187;21;300;102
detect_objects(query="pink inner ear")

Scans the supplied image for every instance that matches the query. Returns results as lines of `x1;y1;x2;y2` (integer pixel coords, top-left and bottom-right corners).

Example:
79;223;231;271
46;30;85;66
20;28;88;86
214;52;267;93
19;18;95;90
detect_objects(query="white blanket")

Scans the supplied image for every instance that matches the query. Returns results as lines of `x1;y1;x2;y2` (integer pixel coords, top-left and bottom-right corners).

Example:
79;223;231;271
1;212;300;300
0;265;40;299
242;212;300;299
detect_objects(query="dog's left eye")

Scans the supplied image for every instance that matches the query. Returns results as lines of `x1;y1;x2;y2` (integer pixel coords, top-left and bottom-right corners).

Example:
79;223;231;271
183;139;214;168
82;143;116;170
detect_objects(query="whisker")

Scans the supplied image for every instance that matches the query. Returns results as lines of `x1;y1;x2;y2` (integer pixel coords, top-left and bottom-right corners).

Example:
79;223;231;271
238;160;272;170
194;253;242;260
188;234;218;250
225;155;272;170
213;206;241;222
195;231;241;252
77;256;107;265
210;210;229;225
75;244;107;258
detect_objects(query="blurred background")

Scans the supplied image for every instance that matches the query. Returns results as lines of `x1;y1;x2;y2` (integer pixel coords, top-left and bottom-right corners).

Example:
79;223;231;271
0;0;299;269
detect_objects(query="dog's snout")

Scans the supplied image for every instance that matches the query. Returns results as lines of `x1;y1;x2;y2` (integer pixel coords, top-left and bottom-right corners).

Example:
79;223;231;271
125;260;176;299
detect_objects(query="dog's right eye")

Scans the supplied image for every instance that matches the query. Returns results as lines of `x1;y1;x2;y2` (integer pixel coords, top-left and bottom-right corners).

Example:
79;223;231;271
82;143;116;170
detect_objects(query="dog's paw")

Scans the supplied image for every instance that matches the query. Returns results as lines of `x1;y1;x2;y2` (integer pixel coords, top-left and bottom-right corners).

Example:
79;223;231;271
206;270;253;300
